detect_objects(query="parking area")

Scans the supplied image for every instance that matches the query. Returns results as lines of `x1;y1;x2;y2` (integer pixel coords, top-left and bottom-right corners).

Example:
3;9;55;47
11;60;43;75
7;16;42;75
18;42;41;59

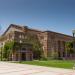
0;62;75;75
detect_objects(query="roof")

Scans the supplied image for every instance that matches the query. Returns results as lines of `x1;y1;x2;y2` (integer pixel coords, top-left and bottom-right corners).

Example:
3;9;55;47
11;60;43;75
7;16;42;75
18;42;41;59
2;24;73;38
44;30;73;38
2;24;43;36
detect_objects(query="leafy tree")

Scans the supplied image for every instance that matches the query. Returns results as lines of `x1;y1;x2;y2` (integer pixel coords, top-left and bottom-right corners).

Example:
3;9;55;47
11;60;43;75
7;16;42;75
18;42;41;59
3;41;14;60
24;33;43;60
65;42;74;56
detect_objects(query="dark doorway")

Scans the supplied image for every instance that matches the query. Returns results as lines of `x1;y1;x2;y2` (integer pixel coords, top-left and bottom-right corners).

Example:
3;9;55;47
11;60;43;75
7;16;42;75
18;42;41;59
21;53;26;61
58;51;61;58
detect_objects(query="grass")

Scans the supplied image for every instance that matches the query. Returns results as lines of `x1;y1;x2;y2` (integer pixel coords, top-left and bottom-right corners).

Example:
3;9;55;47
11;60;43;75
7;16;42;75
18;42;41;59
18;60;75;69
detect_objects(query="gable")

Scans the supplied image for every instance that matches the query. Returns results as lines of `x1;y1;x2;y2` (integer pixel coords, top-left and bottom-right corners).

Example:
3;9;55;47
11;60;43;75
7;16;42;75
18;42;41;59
3;24;23;36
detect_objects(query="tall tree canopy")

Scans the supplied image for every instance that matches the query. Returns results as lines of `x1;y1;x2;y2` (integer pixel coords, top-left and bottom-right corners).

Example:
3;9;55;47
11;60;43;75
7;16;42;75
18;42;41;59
66;42;74;54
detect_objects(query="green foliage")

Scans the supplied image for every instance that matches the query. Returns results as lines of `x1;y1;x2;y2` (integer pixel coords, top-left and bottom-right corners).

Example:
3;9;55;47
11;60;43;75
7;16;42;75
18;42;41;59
40;57;48;61
66;41;74;54
51;50;58;59
3;41;14;60
24;33;43;59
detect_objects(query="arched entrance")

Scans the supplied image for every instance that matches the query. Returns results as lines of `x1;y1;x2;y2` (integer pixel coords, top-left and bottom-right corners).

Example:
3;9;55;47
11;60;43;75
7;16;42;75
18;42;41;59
21;53;26;61
12;43;33;61
21;48;26;61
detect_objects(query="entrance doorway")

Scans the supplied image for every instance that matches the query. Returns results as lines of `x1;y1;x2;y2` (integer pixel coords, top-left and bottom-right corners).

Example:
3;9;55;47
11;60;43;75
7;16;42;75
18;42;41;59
21;53;26;61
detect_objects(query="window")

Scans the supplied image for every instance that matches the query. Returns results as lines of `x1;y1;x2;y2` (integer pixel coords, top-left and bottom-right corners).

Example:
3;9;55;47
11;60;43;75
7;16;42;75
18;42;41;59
19;35;24;39
22;35;24;39
19;35;22;38
20;40;22;43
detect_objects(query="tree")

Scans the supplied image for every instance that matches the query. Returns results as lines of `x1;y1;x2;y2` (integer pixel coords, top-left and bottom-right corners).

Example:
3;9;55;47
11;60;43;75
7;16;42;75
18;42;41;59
65;42;74;57
3;41;14;60
24;33;43;60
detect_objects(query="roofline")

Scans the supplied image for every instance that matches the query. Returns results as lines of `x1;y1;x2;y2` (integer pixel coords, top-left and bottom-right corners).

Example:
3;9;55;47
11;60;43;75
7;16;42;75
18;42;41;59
44;30;72;37
2;24;12;36
2;24;43;36
1;24;72;38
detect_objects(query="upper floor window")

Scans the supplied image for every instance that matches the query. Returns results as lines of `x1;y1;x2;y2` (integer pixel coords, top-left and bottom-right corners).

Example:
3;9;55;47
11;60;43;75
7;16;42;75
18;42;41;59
19;35;22;38
19;34;24;39
22;35;24;39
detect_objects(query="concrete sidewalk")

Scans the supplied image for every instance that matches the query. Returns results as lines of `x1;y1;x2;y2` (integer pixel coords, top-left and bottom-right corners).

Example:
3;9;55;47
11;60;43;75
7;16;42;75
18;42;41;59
0;62;75;75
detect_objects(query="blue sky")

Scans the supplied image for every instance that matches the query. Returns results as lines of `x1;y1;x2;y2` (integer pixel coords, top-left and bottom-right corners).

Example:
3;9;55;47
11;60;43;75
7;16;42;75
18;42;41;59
0;0;75;35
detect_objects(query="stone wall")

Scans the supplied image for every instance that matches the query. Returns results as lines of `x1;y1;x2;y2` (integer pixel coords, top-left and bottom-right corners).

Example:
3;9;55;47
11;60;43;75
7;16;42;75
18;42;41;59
0;24;73;60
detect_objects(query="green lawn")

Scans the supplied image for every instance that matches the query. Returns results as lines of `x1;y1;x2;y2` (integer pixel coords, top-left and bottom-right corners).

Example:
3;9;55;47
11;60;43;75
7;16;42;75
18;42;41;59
18;60;75;69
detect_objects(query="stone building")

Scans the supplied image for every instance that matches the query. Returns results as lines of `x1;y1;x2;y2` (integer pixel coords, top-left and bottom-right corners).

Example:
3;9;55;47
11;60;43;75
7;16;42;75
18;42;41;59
0;24;73;61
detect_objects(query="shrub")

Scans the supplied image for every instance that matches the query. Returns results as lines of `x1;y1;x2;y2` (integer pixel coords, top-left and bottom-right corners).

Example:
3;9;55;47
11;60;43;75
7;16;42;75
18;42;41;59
40;57;48;61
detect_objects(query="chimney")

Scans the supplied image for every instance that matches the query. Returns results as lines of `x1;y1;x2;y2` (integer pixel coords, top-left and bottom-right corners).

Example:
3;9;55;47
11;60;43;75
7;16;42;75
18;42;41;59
22;26;28;32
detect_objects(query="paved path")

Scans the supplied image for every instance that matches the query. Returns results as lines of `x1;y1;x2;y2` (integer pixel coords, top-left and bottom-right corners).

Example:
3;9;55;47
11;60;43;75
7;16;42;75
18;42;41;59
0;62;75;75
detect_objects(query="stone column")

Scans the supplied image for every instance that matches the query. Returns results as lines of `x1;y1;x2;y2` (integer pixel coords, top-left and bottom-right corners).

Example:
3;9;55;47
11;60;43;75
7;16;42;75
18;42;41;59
60;41;65;59
25;48;28;61
18;52;21;61
12;52;16;61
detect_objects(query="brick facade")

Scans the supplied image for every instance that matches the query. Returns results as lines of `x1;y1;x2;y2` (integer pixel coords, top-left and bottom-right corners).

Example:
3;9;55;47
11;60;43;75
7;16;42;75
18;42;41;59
0;24;73;60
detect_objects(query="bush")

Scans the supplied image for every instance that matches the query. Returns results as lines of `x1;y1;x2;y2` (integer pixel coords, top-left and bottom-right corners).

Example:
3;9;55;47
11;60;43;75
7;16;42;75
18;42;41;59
40;57;48;61
58;57;63;60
